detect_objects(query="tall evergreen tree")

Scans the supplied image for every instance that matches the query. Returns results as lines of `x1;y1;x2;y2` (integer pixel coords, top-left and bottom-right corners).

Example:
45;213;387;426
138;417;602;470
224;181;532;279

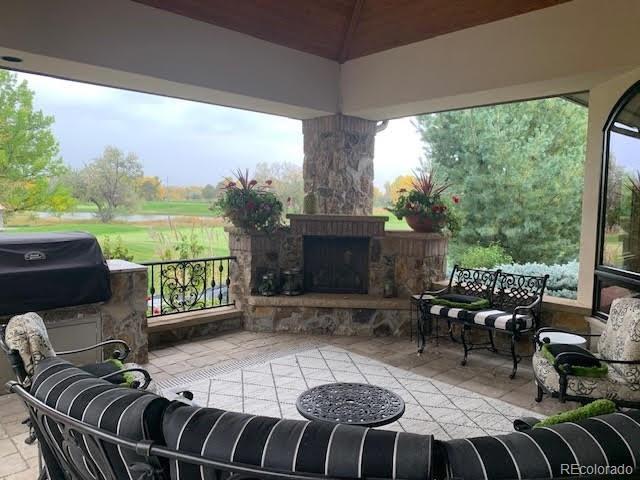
417;98;587;263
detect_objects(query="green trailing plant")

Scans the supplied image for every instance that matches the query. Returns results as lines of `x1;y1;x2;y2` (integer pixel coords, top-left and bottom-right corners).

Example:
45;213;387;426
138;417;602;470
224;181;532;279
534;399;616;428
216;169;283;232
386;166;459;233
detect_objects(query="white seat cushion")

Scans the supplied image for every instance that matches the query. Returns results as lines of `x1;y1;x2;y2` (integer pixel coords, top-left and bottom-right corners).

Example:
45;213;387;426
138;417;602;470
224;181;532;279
468;309;533;330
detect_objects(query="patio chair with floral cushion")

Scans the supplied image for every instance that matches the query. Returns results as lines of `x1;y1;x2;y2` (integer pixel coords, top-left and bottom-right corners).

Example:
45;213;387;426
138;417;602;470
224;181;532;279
533;296;640;408
0;312;151;389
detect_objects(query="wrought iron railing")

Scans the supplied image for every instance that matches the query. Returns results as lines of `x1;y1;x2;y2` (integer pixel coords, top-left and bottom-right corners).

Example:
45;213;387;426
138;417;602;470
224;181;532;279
142;256;235;317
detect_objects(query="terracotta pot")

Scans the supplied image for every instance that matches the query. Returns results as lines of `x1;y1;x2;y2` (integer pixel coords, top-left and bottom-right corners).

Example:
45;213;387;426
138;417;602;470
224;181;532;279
405;215;441;233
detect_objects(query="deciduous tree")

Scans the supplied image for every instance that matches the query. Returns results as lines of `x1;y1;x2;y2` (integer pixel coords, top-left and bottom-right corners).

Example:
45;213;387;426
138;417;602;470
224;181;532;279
0;70;73;213
137;176;162;201
73;146;143;222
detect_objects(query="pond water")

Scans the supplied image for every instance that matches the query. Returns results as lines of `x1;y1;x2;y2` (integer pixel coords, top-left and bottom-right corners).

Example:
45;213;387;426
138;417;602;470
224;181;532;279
35;211;183;222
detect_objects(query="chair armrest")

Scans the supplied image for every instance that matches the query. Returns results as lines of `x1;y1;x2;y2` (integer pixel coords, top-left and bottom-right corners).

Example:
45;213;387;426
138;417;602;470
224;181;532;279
554;352;640;372
534;327;600;346
100;367;152;390
418;287;448;298
58;339;131;362
514;297;542;316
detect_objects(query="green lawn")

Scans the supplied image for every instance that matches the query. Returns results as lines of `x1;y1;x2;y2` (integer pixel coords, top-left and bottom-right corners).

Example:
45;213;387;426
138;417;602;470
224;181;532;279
73;200;220;217
5;222;229;262
373;207;410;230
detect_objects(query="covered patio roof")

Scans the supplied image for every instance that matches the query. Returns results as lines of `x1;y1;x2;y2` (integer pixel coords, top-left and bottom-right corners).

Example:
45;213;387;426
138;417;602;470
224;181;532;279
1;0;639;119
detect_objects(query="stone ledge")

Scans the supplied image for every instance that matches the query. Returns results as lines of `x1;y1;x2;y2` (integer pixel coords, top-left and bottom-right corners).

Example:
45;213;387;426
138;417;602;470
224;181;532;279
107;259;147;273
384;230;448;240
148;306;243;333
542;296;590;315
247;293;410;310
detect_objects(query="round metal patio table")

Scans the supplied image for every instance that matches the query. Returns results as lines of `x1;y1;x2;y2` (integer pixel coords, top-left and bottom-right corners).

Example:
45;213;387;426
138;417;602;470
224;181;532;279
296;382;405;427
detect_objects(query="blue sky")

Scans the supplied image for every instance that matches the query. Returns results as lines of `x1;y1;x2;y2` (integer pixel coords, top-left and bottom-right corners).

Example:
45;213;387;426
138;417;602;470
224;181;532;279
15;71;423;188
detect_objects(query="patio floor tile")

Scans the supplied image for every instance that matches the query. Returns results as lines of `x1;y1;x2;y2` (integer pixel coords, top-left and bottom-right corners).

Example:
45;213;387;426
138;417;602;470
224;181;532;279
0;330;579;479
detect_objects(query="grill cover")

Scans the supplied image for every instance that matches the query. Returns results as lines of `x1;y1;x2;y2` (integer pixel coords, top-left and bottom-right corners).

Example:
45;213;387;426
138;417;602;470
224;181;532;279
0;232;112;315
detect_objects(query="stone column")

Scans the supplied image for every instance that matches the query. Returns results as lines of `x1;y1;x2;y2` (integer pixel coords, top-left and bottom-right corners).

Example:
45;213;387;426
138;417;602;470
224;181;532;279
101;260;149;363
302;114;378;215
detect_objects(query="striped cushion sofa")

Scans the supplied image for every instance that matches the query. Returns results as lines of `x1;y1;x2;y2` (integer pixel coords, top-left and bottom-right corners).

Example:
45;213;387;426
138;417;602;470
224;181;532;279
11;358;640;480
417;266;549;379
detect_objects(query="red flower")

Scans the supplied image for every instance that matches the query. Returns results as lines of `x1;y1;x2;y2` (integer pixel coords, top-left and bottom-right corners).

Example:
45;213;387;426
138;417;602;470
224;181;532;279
146;296;151;301
431;205;440;213
246;201;256;210
153;306;160;314
249;179;258;186
265;179;273;186
398;188;407;193
226;181;236;188
452;195;460;204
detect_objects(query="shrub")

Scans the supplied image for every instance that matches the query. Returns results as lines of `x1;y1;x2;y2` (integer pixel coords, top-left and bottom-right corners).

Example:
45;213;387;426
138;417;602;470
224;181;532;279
102;235;134;261
495;260;579;299
457;244;513;269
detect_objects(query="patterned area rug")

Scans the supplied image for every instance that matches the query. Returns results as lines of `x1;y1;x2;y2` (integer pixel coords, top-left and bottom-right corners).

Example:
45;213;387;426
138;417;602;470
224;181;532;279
160;345;538;440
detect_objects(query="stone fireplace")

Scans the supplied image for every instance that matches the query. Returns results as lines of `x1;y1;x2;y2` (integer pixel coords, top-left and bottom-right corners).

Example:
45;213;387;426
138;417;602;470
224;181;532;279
226;114;448;336
227;214;448;336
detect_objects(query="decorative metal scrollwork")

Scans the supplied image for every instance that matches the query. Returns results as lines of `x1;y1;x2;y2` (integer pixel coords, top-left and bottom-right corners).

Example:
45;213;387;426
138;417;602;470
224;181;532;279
161;261;207;312
453;267;497;298
296;383;405;427
143;256;235;317
493;272;546;311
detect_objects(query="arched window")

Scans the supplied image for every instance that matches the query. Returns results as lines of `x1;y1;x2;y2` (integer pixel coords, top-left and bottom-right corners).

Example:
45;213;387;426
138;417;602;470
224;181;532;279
595;80;640;317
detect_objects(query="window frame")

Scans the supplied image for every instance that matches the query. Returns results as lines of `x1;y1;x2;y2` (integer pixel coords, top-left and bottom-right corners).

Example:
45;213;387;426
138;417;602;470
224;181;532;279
594;79;640;318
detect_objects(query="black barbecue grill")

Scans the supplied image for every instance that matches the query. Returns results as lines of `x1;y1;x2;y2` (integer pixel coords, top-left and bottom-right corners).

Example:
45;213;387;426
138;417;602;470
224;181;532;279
0;232;111;315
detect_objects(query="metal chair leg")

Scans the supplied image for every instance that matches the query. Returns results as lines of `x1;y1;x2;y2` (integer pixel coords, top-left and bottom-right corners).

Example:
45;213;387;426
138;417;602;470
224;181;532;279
460;326;469;366
417;311;426;355
535;382;544;402
488;330;497;353
509;335;520;379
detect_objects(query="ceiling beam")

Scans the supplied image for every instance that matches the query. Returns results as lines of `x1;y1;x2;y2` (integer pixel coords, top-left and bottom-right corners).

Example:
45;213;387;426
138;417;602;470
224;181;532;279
339;0;365;63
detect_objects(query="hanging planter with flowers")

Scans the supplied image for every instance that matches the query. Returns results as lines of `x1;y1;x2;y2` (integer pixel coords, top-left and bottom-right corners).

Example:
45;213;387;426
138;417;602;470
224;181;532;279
386;167;460;233
216;169;283;232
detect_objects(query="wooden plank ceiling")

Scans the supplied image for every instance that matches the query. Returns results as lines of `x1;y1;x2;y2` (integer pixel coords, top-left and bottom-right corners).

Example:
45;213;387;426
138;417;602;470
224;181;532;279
133;0;570;62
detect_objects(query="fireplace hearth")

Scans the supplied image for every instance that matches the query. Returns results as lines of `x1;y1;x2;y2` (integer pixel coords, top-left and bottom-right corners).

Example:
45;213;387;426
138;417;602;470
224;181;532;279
304;236;369;293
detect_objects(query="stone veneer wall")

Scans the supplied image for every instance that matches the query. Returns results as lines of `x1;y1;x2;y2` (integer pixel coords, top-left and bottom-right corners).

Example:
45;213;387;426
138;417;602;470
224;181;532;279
302;115;377;215
100;260;148;363
245;302;411;337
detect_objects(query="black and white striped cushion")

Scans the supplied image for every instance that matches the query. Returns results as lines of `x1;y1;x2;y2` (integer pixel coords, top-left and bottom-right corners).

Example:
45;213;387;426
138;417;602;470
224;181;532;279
31;357;169;479
428;305;468;320
428;305;532;331
443;410;640;479
467;309;532;330
162;402;434;480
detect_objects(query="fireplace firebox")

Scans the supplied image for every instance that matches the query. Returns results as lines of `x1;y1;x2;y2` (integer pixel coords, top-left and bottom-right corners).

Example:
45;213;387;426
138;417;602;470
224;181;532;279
303;236;369;293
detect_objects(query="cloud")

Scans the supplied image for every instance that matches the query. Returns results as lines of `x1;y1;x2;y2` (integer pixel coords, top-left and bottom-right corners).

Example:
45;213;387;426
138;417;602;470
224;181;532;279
13;70;421;187
374;117;424;187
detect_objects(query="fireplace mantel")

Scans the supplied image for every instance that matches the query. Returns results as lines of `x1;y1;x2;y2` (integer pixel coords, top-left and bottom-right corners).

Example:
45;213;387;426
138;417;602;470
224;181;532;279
287;214;388;237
